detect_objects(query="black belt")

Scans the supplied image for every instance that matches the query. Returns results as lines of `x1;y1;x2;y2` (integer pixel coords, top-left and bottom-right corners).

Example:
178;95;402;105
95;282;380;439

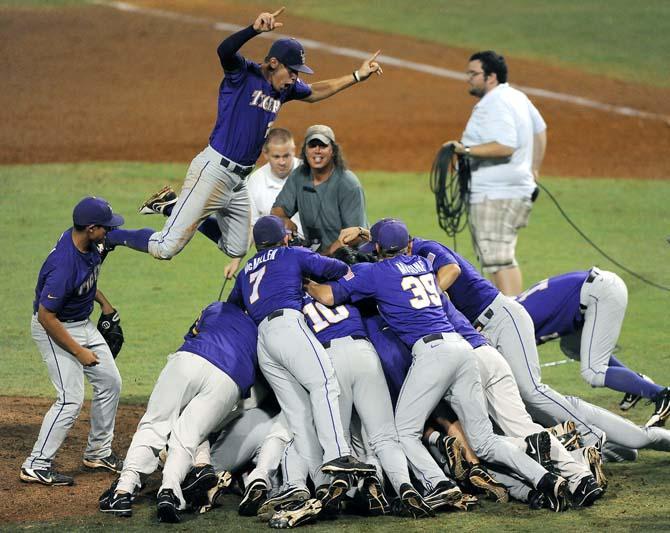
421;333;446;343
221;155;254;178
267;310;284;321
322;335;367;349
473;307;495;329
585;270;598;283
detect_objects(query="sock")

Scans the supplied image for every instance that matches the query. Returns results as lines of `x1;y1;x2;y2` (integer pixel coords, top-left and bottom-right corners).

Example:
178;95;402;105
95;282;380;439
164;204;174;217
198;216;222;245
607;355;625;368
106;228;153;253
604;367;664;399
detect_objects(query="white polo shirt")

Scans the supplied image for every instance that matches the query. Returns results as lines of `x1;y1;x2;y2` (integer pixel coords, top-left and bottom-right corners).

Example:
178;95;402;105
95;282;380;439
247;157;303;238
461;83;546;203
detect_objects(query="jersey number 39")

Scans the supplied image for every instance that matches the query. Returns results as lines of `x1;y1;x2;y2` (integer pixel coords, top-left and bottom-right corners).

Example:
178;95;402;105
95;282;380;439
402;274;441;309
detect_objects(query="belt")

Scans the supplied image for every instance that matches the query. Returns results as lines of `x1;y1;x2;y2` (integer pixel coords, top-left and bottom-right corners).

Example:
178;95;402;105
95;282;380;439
220;155;254;178
421;333;447;343
267;310;284;321
473;307;495;330
322;335;367;349
585;268;600;284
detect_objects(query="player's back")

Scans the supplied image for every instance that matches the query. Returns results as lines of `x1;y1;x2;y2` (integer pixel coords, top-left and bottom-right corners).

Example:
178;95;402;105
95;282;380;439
302;293;367;345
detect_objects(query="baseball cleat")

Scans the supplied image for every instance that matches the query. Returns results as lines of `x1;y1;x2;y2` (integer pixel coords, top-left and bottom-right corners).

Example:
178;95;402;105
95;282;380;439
571;475;603;507
181;464;217;506
437;435;469;482
139;185;177;215
583;445;608;490
238;478;269;516
269;498;322;529
527;489;545;511
537;472;570;512
99;482;133;517
83;452;123;474
320;454;376;475
525;431;553;470
318;474;350;515
156;488;181;523
257;485;311;520
447;493;479;512
468;464;509;503
547;420;582;450
359;475;390;516
20;467;74;486
619;374;654;411
645;387;670;428
398;483;434;518
423;478;462;507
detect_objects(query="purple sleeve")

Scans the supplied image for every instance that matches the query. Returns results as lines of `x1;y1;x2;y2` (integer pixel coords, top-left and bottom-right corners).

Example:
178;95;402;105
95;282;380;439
283;78;312;101
415;240;457;272
300;249;349;280
331;264;375;305
38;264;72;314
217;25;258;71
226;276;245;309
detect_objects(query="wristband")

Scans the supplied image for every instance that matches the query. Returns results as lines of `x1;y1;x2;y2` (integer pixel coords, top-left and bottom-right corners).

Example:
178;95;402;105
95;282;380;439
353;70;361;83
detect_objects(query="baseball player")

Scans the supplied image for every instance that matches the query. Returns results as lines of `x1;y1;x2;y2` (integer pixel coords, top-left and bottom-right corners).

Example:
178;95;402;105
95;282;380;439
105;8;382;279
307;220;571;512
98;301;258;522
21;197;124;486
516;268;670;428
227;215;375;510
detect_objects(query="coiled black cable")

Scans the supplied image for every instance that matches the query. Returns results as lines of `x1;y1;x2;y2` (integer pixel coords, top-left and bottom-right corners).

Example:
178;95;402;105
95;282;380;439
430;144;471;239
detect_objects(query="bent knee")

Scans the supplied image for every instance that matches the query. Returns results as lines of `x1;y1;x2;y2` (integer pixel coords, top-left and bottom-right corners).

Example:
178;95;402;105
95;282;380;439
148;239;183;260
580;367;606;387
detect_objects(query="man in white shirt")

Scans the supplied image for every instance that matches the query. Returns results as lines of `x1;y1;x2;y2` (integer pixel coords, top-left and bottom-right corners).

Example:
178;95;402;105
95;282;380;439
247;128;303;238
446;51;547;296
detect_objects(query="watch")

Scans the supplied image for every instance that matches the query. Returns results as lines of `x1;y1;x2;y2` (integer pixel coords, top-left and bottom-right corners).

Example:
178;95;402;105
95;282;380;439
464;145;471;156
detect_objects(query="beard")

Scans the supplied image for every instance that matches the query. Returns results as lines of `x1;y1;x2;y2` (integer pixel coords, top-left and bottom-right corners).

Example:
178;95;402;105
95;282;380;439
468;86;485;98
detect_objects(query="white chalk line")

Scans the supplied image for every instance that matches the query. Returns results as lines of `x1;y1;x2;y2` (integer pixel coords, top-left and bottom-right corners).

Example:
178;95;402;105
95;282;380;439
93;1;669;123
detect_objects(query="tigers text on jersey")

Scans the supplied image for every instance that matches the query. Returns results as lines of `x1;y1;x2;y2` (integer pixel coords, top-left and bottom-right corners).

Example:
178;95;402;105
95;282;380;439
516;271;590;343
331;256;455;347
179;302;258;397
228;245;349;324
209;59;311;167
33;228;103;322
411;237;499;324
301;294;367;345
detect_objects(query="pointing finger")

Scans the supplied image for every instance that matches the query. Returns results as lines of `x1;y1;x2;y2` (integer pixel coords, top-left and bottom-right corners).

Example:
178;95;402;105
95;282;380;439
272;6;285;17
369;49;381;62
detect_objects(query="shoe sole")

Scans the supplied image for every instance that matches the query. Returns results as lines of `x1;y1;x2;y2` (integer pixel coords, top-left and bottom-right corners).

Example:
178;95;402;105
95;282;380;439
99;506;132;517
83;459;122;474
443;437;468;481
619;395;642;411
19;472;73;486
400;492;434;518
546;479;569;512
321;464;376;474
157;503;180;523
239;484;268;516
257;489;311;520
469;473;509;503
320;480;349;513
585;447;608;490
574;486;603;507
364;480;390;515
182;471;217;497
209;471;233;507
424;486;462;506
269;499;322;529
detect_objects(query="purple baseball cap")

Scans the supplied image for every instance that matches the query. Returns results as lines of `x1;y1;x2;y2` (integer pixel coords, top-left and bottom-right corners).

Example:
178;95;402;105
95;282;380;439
377;220;410;253
359;217;400;254
253;215;290;246
268;38;314;74
72;197;124;227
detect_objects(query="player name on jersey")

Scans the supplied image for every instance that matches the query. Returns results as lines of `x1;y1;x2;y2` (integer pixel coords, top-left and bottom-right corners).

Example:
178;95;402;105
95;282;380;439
249;90;282;113
244;248;279;274
396;260;430;276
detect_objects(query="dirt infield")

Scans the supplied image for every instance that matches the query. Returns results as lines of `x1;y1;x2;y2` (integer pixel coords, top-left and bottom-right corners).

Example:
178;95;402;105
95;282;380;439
2;1;669;178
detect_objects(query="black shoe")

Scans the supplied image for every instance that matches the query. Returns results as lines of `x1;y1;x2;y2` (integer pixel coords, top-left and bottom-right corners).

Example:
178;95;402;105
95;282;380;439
181;464;217;506
399;483;434;518
537;472;569;512
99;481;132;517
527;489;545;510
238;478;269;516
359;476;390;516
645;388;670;428
268;498;322;529
20;467;74;486
423;479;462;506
572;475;603;507
437;435;469;482
157;489;181;523
258;485;312;520
620;374;654;411
318;475;350;515
525;431;552;470
83;452;123;474
321;455;376;475
468;464;509;503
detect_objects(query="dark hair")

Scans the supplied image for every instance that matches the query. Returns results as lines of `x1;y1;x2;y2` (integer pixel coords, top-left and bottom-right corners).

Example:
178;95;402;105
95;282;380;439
298;138;347;176
256;241;284;251
469;50;507;84
378;246;408;259
264;128;294;150
332;245;378;265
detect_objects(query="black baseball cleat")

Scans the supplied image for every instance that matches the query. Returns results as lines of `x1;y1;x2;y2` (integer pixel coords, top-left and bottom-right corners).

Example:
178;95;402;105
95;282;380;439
527;489;546;511
83;452;123;474
525;431;553;470
423;478;462;506
399;483;434;518
269;498;322;529
645;387;670;428
619;374;654;411
99;481;133;517
572;475;604;507
468;464;509;503
139;185;178;215
537;472;570;512
437;435;469;482
238;478;269;516
20;467;74;486
157;488;181;523
181;464;217;506
359;475;390;516
321;455;376;475
257;485;312;520
318;474;350;516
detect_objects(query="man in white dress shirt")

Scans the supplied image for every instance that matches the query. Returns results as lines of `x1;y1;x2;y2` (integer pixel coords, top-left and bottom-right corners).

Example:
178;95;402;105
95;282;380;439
445;51;547;296
247;128;303;238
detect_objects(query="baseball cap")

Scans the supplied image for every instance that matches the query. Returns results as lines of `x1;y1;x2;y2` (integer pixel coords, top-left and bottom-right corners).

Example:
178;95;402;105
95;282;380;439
268;38;314;74
377;220;410;253
72;197;124;227
359;217;399;254
253;215;290;246
305;124;335;146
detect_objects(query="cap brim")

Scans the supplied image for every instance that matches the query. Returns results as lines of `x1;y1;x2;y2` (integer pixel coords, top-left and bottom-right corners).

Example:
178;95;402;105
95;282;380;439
358;242;376;254
108;213;125;227
306;133;332;145
289;64;314;75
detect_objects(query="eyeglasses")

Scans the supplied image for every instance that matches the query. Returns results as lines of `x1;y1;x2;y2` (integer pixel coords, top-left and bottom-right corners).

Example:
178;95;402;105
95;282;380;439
466;70;485;79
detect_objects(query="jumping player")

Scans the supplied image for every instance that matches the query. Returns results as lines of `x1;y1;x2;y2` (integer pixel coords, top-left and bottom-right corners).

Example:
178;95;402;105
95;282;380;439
106;8;382;278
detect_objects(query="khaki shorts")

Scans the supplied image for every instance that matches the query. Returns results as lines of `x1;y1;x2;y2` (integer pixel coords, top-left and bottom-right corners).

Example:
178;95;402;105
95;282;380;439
469;197;532;274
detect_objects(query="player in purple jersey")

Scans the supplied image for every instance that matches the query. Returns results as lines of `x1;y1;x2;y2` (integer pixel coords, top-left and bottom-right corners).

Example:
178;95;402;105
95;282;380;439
99;301;258;522
301;293;434;517
517;268;670;428
227;215;376;514
21;197;125;487
307;220;572;512
108;8;382;279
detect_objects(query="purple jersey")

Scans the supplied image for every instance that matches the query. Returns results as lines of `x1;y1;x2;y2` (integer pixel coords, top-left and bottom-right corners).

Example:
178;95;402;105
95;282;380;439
179;302;258;397
411;237;499;323
331;256;455;347
209;59;311;166
443;296;488;349
301;294;367;345
228;246;349;324
516;271;590;343
33;229;103;322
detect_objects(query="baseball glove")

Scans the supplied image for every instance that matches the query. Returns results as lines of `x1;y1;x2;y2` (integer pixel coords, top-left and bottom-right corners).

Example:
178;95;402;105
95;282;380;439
97;309;124;358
